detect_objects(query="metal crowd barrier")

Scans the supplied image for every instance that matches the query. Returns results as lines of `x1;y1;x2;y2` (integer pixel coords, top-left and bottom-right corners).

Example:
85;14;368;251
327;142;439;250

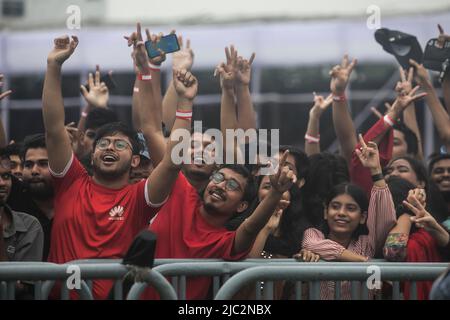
0;259;448;300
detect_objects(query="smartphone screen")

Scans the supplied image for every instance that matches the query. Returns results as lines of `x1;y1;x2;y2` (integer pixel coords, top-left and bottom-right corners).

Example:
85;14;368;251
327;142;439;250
145;33;180;59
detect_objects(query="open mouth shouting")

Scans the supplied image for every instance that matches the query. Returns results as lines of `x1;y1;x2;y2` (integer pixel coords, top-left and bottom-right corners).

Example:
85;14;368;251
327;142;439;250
209;188;226;201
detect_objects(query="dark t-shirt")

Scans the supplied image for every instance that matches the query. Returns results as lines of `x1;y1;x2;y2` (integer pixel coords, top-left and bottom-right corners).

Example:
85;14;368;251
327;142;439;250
7;176;52;261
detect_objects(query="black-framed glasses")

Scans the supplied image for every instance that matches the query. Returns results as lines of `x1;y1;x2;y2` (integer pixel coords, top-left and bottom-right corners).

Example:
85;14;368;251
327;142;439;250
96;138;132;151
210;172;241;192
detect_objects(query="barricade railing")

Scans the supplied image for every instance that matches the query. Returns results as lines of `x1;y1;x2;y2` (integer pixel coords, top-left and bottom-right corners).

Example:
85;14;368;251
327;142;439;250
213;264;448;300
0;260;447;300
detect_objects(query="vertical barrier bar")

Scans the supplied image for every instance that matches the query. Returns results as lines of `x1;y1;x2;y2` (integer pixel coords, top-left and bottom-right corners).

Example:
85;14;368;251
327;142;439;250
255;282;262;300
410;282;417;300
335;281;341;300
295;282;302;300
180;276;186;300
392;281;400;300
61;283;69;300
171;276;178;297
0;281;7;300
263;281;274;300
350;281;359;300
86;280;93;292
222;274;230;283
310;281;320;300
7;281;15;300
34;281;43;300
213;276;220;297
361;281;369;300
114;280;123;300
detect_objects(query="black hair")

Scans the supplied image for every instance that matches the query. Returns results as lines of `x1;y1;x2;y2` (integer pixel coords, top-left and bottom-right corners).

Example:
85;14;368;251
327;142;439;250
3;142;22;158
85;108;119;131
393;122;418;156
279;145;309;180
428;153;450;174
21;133;46;159
218;164;257;203
303;152;350;228
321;182;369;239
93;122;141;155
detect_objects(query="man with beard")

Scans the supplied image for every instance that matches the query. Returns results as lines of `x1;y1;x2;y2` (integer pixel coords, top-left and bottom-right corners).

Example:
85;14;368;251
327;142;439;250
429;153;450;230
7;134;54;260
42;35;164;299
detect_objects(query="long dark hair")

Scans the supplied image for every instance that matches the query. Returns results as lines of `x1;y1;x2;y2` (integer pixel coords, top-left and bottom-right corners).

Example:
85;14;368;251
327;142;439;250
320;183;369;240
303;152;350;228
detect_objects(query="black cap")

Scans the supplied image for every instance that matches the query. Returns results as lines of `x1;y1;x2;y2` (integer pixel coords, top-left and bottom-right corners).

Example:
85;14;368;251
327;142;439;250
375;28;423;69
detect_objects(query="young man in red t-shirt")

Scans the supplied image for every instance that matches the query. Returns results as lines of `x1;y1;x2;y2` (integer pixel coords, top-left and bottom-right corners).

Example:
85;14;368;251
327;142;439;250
140;65;297;299
42;36;164;299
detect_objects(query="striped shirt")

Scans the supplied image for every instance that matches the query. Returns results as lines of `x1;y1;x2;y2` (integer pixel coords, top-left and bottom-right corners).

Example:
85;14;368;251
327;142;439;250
302;185;396;299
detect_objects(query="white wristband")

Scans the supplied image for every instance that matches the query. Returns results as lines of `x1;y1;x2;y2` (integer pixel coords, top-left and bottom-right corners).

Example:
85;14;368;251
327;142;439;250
176;110;193;119
305;134;320;143
383;114;394;127
133;87;139;93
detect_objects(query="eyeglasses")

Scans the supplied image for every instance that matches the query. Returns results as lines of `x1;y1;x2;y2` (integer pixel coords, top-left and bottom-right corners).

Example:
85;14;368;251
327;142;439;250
96;138;132;151
210;172;242;192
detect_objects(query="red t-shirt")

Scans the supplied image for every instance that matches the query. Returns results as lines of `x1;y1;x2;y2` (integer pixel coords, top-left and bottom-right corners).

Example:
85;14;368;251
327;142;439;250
143;173;250;300
47;154;162;299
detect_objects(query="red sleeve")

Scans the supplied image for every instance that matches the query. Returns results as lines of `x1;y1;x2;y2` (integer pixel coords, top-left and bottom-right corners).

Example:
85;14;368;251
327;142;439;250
196;231;251;261
349;118;393;196
50;154;87;195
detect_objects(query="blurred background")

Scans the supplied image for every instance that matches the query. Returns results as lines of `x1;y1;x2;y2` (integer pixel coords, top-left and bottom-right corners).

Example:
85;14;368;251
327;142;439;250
1;0;450;157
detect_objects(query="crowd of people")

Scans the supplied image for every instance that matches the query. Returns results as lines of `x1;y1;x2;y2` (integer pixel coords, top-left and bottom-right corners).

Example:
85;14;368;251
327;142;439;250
0;22;450;300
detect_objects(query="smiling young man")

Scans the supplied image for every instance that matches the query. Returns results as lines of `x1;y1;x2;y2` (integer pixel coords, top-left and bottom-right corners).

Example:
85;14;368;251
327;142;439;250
140;66;297;300
42;35;164;299
429;154;450;229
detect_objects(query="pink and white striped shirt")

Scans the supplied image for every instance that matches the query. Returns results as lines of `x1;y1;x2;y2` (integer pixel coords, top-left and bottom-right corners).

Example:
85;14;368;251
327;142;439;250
302;185;396;299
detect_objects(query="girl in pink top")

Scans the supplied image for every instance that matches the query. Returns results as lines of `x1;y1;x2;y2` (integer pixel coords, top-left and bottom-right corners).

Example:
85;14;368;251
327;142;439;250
302;136;396;299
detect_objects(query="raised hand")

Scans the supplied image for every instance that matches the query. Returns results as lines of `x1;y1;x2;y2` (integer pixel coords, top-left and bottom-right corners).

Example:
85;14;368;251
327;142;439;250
47;35;79;66
437;24;450;48
124;23;151;74
393;84;427;113
214;45;238;90
0;74;12;100
145;29;171;66
173;69;198;100
403;194;437;231
309;92;333;118
172;35;194;71
329;54;357;95
235;53;255;86
409;59;431;86
80;65;109;108
395;67;414;95
269;150;297;194
355;134;381;173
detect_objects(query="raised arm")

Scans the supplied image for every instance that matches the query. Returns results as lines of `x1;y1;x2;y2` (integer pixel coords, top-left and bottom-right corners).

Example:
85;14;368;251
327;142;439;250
437;24;450;114
396;67;424;160
233;151;296;255
43;35;78;173
235;53;257;130
410;59;450;144
330;54;358;163
146;69;197;204
0;74;12;148
304;93;333;156
355;135;396;255
162;36;194;132
126;23;166;165
78;65;110;133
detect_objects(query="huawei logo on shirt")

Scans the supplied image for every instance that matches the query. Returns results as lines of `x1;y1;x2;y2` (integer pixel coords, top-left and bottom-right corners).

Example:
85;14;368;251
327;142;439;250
108;206;125;221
